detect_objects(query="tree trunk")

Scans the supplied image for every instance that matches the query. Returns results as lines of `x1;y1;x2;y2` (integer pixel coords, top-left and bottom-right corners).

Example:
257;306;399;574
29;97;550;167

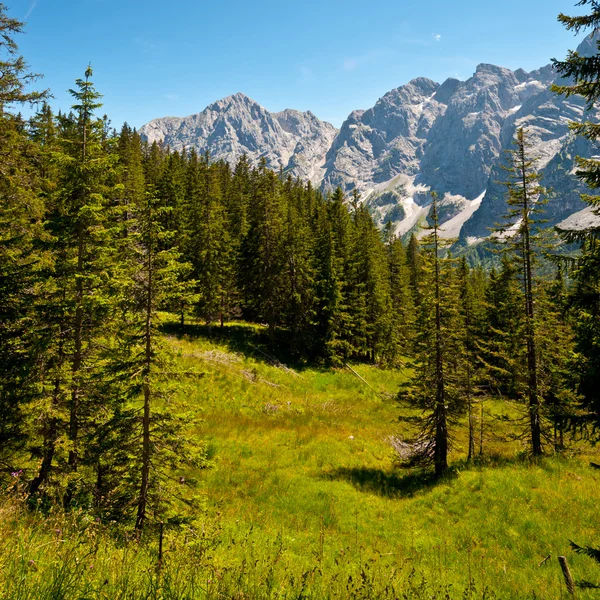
432;199;448;476
518;130;542;456
136;201;153;531
467;363;474;463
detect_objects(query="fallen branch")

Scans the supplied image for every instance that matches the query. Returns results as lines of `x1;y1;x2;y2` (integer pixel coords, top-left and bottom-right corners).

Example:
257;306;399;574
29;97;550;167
249;344;301;377
344;363;392;401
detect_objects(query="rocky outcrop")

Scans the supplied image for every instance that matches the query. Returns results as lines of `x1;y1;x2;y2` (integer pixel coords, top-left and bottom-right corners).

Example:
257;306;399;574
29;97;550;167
140;33;599;241
139;93;337;185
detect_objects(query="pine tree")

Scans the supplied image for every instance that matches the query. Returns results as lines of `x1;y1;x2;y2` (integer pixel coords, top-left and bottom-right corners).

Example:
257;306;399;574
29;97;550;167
240;160;286;342
536;271;580;450
0;4;47;473
106;181;204;530
350;203;393;363
314;188;355;364
553;3;600;433
29;68;117;502
280;176;317;355
190;153;232;329
396;195;464;476
384;222;415;362
157;150;189;326
477;257;524;400
458;258;477;461
406;233;421;303
494;128;547;455
552;0;600;569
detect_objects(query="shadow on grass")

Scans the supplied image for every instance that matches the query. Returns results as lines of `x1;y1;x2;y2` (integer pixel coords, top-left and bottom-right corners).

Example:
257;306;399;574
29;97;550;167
161;319;326;372
459;452;557;471
322;466;457;498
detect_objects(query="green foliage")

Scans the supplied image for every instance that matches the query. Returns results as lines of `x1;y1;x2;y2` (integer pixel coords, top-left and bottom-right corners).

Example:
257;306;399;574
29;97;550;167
0;4;599;596
552;3;600;435
0;6;48;472
485;128;565;456
396;196;465;476
2;325;600;598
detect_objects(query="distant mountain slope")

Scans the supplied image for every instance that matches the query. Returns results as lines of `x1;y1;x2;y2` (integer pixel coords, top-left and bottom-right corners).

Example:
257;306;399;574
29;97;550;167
140;34;599;241
139;93;338;184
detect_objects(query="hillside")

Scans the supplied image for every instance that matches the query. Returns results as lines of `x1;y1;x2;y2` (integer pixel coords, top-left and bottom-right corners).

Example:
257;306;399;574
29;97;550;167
2;322;599;599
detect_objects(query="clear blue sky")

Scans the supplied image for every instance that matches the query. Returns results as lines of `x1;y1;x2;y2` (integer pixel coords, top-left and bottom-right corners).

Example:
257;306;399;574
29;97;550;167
9;0;588;129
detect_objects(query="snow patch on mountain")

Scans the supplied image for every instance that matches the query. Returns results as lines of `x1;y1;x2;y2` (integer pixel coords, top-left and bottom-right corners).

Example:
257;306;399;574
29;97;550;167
140;33;600;241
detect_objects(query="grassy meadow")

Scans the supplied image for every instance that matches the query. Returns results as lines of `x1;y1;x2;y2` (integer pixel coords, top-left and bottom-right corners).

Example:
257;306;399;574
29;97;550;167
1;318;599;599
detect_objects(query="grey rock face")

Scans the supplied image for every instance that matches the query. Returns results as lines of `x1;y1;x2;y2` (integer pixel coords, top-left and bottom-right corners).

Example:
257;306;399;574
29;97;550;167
461;35;600;240
140;33;599;240
139;93;337;185
321;77;445;196
419;64;522;202
273;109;338;184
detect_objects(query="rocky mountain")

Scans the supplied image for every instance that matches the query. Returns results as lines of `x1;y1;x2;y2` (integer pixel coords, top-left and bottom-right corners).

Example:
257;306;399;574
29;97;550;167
140;34;599;242
139;93;338;183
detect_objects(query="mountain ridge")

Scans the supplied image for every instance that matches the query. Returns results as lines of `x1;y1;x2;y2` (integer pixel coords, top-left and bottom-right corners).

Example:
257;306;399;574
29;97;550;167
139;34;599;242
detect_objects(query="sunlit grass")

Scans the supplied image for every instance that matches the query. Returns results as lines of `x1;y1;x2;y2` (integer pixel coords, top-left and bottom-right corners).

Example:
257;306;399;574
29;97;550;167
1;317;599;598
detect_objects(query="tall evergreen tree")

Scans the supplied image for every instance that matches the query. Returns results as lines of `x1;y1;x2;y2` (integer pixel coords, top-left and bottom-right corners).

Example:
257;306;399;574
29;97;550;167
240;160;286;341
314;188;354;364
384;222;415;361
396;195;464;476
553;3;600;432
494;128;547;455
29;68;117;502
105;181;204;530
0;4;47;473
280;176;317;354
350;203;393;362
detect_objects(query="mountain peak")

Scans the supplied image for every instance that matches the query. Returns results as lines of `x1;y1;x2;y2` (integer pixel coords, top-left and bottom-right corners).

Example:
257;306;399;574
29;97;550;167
208;92;261;111
576;31;600;57
139;93;337;186
474;63;514;78
140;47;597;242
407;76;439;92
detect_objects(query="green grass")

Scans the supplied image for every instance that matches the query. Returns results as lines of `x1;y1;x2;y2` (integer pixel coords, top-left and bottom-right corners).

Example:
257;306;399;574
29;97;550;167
1;318;599;599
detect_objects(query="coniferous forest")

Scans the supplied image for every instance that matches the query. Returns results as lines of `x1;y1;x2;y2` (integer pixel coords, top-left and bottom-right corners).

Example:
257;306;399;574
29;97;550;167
1;1;600;598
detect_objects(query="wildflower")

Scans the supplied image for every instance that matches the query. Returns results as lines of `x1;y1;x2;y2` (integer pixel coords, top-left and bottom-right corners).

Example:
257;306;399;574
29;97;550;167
11;470;22;477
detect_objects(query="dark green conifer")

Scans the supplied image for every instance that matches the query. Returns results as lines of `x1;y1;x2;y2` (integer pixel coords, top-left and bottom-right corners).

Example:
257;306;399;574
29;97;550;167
396;195;464;476
553;3;600;433
0;5;47;472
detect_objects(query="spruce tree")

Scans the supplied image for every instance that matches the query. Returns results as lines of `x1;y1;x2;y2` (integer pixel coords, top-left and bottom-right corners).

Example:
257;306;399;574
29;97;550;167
494;128;547;455
0;4;47;472
106;181;204;530
458;258;476;461
280;176;317;355
314;188;355;364
396;195;464;476
350;203;393;363
191;153;232;328
553;3;600;432
29;68;117;502
240;160;286;342
384;222;415;361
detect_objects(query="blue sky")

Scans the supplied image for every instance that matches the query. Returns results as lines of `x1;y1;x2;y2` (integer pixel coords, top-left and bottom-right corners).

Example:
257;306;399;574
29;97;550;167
9;0;588;129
